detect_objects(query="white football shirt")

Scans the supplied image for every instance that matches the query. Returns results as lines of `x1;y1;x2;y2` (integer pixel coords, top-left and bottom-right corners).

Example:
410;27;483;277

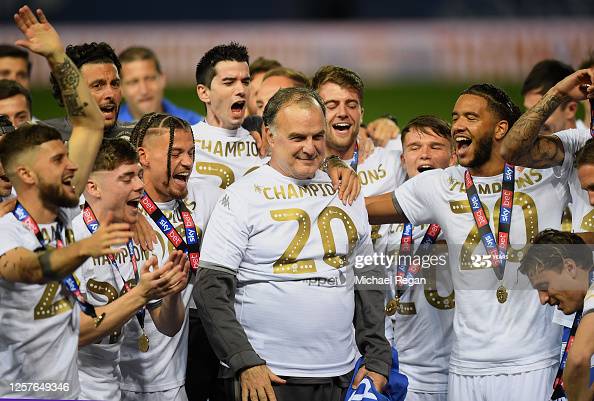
385;224;454;393
394;164;571;375
119;182;220;393
0;208;81;399
191;120;267;189
200;164;374;377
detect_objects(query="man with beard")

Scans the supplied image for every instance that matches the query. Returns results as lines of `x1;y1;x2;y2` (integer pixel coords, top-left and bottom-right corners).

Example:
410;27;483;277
195;87;390;401
73;138;190;401
365;84;573;400
119;113;221;401
43;41;130;140
312;65;405;253
382;115;456;401
119;46;202;124
0;7;133;399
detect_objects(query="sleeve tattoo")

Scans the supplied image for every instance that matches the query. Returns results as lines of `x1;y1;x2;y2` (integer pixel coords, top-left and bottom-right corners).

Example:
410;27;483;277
54;59;88;117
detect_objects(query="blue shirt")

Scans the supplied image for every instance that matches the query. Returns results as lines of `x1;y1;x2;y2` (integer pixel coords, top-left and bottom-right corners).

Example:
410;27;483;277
118;98;202;124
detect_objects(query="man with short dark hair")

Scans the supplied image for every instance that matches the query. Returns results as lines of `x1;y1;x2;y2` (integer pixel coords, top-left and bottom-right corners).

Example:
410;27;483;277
195;87;390;401
247;56;281;116
43;41;131;140
520;229;594;401
0;78;32;127
0;44;31;89
119;46;202;124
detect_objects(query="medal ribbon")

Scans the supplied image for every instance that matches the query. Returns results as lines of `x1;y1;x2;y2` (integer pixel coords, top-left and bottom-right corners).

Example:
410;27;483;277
81;203;146;330
464;163;515;280
395;223;441;298
589;98;594;138
13;202;103;321
139;192;200;272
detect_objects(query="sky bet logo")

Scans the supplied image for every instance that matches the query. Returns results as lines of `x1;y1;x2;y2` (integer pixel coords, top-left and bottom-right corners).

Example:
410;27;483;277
504;165;514;181
157;216;172;232
186;227;197;244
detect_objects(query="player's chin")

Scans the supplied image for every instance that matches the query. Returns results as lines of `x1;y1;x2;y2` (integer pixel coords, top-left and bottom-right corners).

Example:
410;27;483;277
293;161;319;179
169;186;189;200
58;192;80;208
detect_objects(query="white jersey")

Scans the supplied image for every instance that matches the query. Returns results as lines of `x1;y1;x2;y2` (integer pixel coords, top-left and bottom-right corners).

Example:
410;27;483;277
200;165;374;377
0;208;81;399
73;213;162;401
191;120;267;189
584;283;594;315
394;163;572;375
385;224;454;393
348;146;406;254
119;182;220;392
554;128;593;233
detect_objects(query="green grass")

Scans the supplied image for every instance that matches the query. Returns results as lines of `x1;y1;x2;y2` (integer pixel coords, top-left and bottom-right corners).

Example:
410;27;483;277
30;82;526;124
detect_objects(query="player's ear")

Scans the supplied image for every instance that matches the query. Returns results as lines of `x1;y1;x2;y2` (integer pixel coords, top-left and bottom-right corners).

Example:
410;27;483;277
564;258;579;278
15;165;35;185
85;177;101;199
196;84;210;104
264;125;275;148
137;147;149;167
494;120;509;140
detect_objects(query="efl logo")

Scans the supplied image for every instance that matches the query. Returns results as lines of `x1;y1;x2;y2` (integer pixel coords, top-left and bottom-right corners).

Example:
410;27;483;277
141;196;157;214
14;206;26;220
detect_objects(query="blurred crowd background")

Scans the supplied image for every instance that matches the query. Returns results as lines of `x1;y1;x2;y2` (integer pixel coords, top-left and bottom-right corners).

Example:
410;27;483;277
0;0;593;124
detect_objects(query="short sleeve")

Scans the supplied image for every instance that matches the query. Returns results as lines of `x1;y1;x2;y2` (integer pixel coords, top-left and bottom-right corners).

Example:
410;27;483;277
553;128;591;178
393;169;443;226
199;188;250;275
0;215;28;256
584;283;594;316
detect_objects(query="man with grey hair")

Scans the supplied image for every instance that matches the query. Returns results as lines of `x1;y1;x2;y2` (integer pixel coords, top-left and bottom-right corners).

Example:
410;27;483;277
194;87;391;401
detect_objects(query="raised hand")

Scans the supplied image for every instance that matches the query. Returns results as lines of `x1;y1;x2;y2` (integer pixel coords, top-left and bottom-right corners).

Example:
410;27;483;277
13;6;64;60
137;251;190;301
81;212;133;258
553;68;594;102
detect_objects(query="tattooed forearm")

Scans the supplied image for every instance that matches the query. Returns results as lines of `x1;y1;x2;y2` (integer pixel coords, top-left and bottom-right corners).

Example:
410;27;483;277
53;58;88;117
502;90;567;167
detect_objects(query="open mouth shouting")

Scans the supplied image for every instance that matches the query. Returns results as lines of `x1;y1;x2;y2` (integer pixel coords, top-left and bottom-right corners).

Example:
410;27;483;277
230;100;246;119
61;173;75;194
454;133;473;158
100;102;118;121
416;164;435;174
171;171;190;187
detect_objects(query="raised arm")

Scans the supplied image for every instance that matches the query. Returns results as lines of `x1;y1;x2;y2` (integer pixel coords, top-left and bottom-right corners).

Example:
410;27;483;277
14;6;104;197
500;68;594;168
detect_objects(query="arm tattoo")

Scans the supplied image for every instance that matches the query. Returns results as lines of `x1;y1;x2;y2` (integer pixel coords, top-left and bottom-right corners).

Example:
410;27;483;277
37;249;59;280
53;58;88;117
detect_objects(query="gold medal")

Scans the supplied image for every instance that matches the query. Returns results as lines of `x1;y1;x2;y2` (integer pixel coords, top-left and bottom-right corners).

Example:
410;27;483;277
385;298;399;316
138;333;150;352
93;312;105;328
496;285;508;304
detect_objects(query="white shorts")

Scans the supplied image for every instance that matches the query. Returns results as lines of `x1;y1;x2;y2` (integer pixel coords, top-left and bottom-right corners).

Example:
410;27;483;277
447;365;557;401
406;391;447;401
121;385;188;401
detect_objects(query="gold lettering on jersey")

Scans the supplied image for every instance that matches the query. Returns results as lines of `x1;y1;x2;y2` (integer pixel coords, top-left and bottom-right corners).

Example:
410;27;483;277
270;208;315;274
450;191;538;270
318;206;358;268
92;243;151;266
195;139;259;158
371;224;381;245
259;183;337;200
423;265;455;310
357;163;388;187
33;281;73;320
87;279;120;343
580;209;594;232
195;162;235;189
448;169;544;194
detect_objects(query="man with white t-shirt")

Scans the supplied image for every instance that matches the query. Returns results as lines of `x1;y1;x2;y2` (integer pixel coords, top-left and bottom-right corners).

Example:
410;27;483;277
0;7;133;399
365;83;571;400
195;87;391;401
519;229;594;401
384;115;456;401
311;65;405;252
119;112;221;401
73;138;190;401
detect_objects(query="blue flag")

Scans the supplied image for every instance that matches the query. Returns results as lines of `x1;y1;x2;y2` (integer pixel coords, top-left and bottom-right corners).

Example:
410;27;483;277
344;348;408;401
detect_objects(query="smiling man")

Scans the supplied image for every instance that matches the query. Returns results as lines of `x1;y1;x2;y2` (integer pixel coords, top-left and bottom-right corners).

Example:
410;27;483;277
195;87;391;401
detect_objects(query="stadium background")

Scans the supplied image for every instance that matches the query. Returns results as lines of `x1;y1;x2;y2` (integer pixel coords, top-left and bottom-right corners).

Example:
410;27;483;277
1;0;593;124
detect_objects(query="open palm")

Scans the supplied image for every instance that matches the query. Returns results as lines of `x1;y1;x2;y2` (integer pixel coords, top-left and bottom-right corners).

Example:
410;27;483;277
14;6;63;58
